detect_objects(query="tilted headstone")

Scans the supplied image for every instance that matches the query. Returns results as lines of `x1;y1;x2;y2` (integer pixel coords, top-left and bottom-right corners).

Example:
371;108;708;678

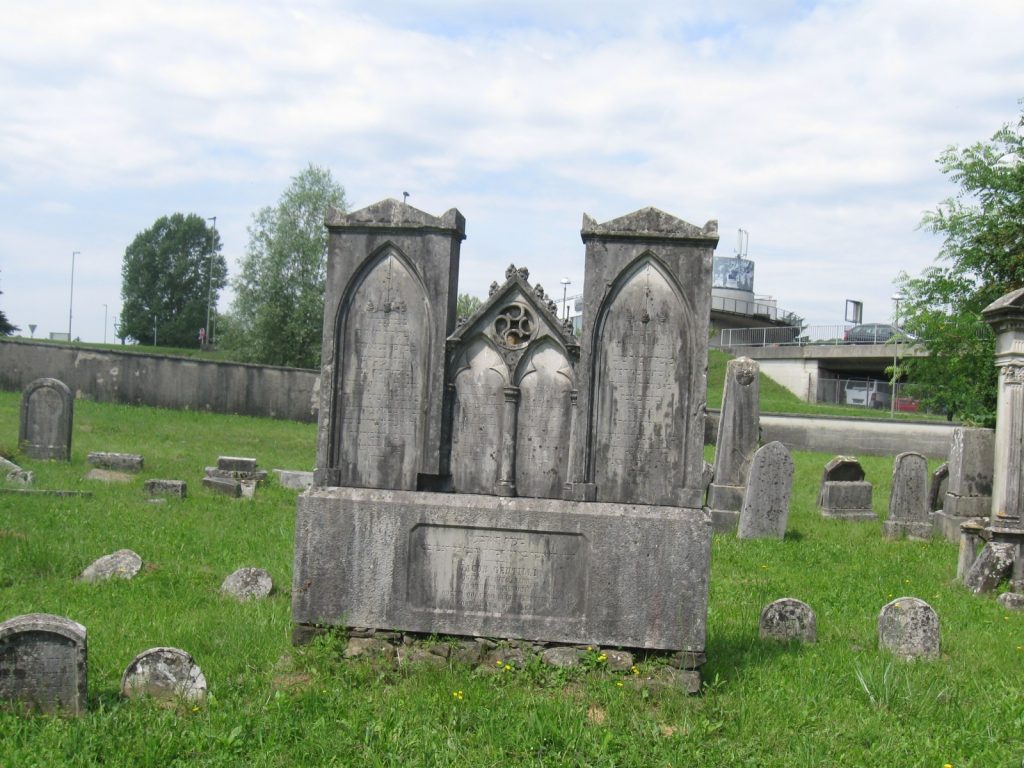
121;647;207;703
565;207;717;507
220;567;273;601
737;441;793;540
18;378;73;461
1;456;33;486
446;266;579;498
935;427;994;541
144;479;187;499
313;199;465;490
963;542;1015;594
759;598;816;643
708;357;761;531
883;452;931;540
956;518;986;580
0;613;87;715
877;597;939;660
818;456;875;520
928;462;949;513
87;452;144;472
78;549;143;582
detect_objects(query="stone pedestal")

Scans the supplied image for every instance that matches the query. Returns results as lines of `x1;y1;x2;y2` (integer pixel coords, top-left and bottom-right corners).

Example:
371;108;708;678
818;456;875;520
934;427;994;542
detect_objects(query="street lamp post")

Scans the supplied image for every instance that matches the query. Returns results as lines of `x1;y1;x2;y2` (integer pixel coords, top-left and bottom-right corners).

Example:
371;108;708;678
560;277;571;322
206;216;216;346
68;251;79;341
890;294;903;418
102;304;108;344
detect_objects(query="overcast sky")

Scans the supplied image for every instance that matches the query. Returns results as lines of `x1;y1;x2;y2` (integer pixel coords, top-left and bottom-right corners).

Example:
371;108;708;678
1;0;1021;343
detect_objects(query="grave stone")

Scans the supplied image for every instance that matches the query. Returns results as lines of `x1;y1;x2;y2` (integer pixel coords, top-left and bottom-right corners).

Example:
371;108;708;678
313;199;465;490
818;456;875;520
1;456;33;486
956;518;986;580
202;476;241;497
935;428;994;541
78;549;143;582
737;441;793;540
997;592;1024;611
273;469;314;491
759;598;816;643
963;542;1015;594
883;452;932;540
708;357;760;531
87;452;144;472
84;469;133;484
0;613;87;715
217;456;257;473
877;597;940;660
928;462;949;513
121;647;207;703
220;567;273;601
144;479;187;499
18;378;73;461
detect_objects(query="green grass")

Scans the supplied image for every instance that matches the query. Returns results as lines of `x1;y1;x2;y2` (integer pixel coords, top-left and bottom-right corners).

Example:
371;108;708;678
2;392;1022;766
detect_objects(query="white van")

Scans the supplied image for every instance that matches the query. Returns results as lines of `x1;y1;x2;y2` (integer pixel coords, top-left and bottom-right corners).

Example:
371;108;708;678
844;379;891;409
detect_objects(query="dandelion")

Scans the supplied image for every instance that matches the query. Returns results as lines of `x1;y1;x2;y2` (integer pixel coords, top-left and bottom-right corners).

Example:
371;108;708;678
760;565;768;570
192;705;199;712
503;663;513;672
452;690;464;700
597;653;607;663
615;681;624;687
495;659;503;666
631;665;639;675
943;763;953;768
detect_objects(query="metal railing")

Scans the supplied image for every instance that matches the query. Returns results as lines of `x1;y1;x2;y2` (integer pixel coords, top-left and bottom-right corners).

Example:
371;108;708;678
713;324;914;348
710;295;802;326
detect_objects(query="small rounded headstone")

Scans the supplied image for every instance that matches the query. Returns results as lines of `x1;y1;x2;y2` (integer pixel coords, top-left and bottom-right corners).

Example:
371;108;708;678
121;647;207;703
997;592;1024;611
759;598;816;643
220;567;273;601
78;549;142;583
878;597;939;660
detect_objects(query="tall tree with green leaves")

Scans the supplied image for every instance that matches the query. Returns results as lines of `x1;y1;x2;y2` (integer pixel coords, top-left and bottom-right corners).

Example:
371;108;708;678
120;214;226;347
897;103;1024;424
226;164;347;369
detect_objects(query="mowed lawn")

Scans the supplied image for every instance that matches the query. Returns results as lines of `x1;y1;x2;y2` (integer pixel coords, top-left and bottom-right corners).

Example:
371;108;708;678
1;389;1022;767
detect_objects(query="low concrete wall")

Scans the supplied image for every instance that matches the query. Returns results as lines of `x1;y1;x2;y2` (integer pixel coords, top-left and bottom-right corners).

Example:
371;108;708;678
706;410;956;460
0;340;319;422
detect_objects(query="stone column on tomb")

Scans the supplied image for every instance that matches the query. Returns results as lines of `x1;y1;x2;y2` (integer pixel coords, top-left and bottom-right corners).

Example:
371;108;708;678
495;385;520;496
982;287;1024;589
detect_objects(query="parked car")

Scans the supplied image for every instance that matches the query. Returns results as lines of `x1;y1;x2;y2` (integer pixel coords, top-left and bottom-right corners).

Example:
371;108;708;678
894;396;920;412
844;379;892;409
842;323;914;344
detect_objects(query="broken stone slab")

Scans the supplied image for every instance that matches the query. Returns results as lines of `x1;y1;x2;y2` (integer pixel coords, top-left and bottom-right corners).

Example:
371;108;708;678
759;598;816;644
78;549;143;582
87;452;144;472
0;488;91;498
273;469;315;491
202;476;241;498
144;479;187;499
963;542;1015;594
220;567;273;601
1;457;34;486
216;456;258;473
84;468;134;484
878;597;940;661
0;613;88;716
239;481;257;499
121;647;207;704
205;467;269;483
997;592;1024;611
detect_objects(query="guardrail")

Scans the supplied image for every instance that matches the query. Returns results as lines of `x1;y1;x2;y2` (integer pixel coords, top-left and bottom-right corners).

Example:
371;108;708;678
713;324;912;348
710;295;802;326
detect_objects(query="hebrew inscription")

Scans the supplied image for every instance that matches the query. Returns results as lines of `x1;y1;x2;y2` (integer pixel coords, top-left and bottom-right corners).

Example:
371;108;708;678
334;252;428;489
591;260;690;505
407;524;587;617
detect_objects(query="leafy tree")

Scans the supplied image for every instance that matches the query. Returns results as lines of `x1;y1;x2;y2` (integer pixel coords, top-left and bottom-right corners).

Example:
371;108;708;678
897;103;1024;424
0;272;17;336
225;164;347;369
120;214;226;347
457;293;483;321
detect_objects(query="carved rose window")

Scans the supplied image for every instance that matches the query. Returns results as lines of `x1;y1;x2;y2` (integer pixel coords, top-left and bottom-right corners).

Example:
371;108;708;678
494;305;534;348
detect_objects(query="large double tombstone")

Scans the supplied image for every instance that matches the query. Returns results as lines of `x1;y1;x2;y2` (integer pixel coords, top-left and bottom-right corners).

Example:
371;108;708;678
292;200;717;667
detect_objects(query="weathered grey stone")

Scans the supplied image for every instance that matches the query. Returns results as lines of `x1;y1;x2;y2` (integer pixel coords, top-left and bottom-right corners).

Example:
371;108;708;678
565;207;717;508
935;427;995;541
144;479;187;499
928;462;949;512
87;452;143;472
997;592;1024;610
202;476;241;497
292;487;711;652
121;647;207;703
217;456;257;473
759;598;816;643
821;456;865;482
78;549;142;583
541;647;584;668
343;637;396;660
602;649;635;672
629;666;701;695
963;542;1015;594
956;518;986;580
446;269;578;499
878;597;939;661
395;646;446;666
1;457;33;486
273;469;314;491
314;199;464;490
19;378;73;461
483;647;525;670
84;468;133;484
0;613;87;715
239;481;257;499
883;452;931;540
0;488;90;498
451;641;483;666
737;441;793;540
819;481;875;520
709;357;760;530
220;567;273;601
205;467;268;483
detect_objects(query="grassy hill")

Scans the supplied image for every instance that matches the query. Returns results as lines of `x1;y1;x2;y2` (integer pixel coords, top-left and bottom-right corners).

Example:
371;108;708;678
0;392;1018;765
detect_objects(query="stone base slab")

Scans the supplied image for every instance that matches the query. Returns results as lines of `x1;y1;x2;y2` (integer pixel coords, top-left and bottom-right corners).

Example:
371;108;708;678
882;520;933;541
707;483;744;512
819;481;874;520
933;510;984;543
292;487;711;653
943;494;991;520
710;507;739;533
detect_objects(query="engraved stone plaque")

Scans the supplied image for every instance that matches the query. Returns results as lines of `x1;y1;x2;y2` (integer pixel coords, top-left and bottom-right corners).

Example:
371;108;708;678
0;613;87;715
515;343;573;499
407;525;586;617
450;339;507;494
19;378;74;461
